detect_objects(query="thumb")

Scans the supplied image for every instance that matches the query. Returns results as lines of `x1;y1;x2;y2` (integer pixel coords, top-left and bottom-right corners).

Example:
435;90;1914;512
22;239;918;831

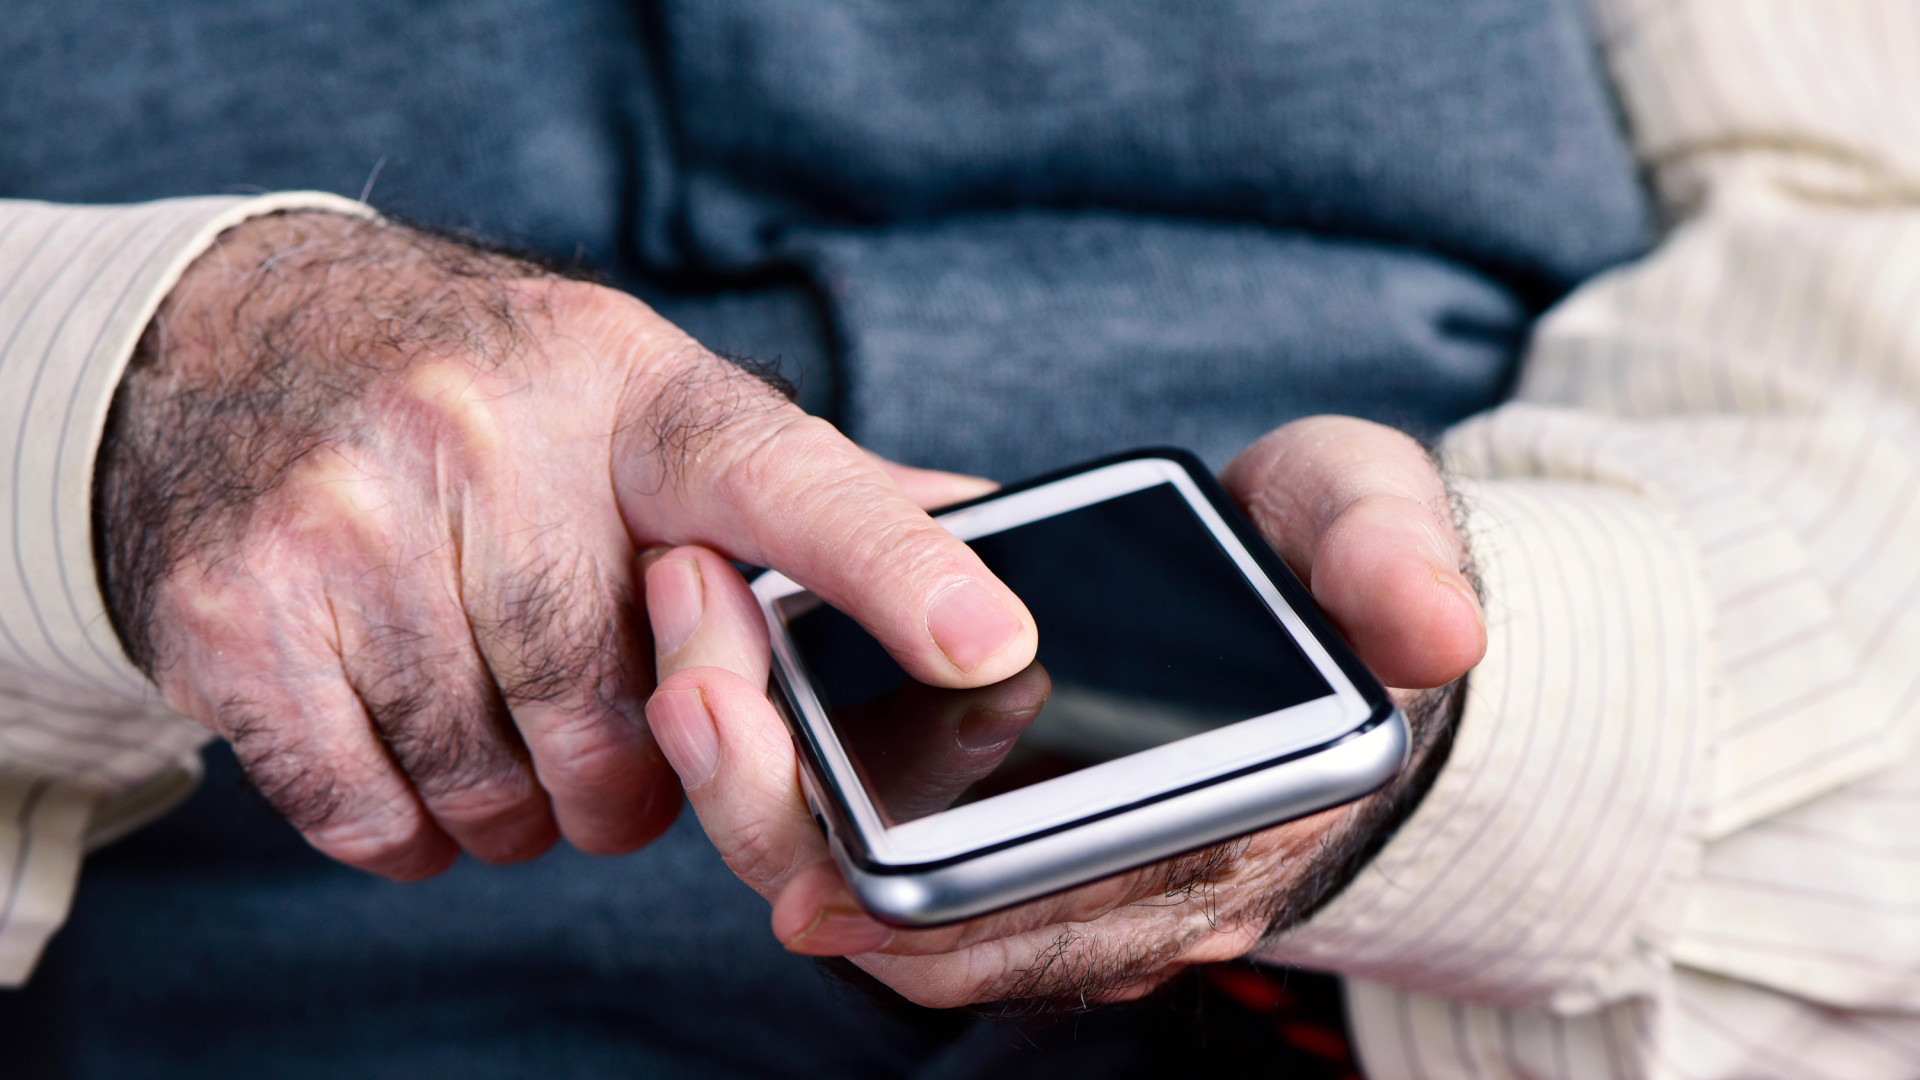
1221;416;1485;689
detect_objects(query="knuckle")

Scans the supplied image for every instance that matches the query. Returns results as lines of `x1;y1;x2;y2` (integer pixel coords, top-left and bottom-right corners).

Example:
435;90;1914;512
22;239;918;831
566;780;680;855
476;551;648;714
404;358;514;457
375;692;523;799
1156;839;1247;901
840;511;948;583
711;413;845;516
224;705;348;833
712;418;977;607
1223;425;1290;489
641;347;800;489
1177;922;1265;965
529;277;638;330
533;721;652;795
149;563;331;692
963;927;1193;1014
718;813;802;890
960;935;1061;1009
246;759;350;835
306;806;445;877
223;702;447;877
415;768;540;826
348;637;532;801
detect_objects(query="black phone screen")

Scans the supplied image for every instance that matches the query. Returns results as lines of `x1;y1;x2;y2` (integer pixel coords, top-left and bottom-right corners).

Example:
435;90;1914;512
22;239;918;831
780;481;1334;828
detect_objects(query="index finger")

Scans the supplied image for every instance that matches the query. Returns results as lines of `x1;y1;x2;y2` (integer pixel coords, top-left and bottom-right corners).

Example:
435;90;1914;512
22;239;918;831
613;350;1036;689
867;455;999;510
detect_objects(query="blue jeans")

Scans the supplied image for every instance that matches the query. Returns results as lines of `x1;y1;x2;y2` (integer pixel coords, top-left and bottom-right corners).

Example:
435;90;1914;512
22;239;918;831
0;0;1649;1073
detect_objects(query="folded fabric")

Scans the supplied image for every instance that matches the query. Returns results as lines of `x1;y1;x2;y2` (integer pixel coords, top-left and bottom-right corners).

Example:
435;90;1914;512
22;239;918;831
791;212;1526;477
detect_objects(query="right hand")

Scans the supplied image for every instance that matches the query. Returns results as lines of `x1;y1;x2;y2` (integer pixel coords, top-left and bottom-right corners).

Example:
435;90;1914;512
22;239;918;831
640;415;1483;1011
93;210;1036;880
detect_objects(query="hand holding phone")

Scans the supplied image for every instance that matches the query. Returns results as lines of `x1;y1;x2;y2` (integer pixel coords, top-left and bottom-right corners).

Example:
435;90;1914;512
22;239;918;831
758;450;1406;926
643;418;1484;1010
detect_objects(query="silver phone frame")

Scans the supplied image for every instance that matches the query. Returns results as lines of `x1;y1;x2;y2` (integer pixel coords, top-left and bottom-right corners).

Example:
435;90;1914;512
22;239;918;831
751;451;1407;926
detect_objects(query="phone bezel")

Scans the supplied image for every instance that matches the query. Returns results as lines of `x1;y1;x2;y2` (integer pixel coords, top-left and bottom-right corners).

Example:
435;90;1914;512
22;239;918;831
750;449;1395;874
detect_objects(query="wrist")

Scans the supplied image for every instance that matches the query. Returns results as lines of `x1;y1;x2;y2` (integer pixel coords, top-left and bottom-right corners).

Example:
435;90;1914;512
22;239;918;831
90;211;560;675
1260;676;1467;941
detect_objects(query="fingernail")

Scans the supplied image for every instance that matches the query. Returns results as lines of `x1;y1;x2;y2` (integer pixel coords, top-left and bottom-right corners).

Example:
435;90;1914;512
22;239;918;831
784;904;894;956
647;687;719;787
649;557;705;656
927;579;1023;674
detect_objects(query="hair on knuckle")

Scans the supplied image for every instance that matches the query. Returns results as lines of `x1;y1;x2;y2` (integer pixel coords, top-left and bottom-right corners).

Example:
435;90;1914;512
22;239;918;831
343;624;528;799
961;845;1270;1019
372;683;524;802
631;348;793;493
477;550;646;720
222;702;350;832
1159;838;1246;900
712;349;798;403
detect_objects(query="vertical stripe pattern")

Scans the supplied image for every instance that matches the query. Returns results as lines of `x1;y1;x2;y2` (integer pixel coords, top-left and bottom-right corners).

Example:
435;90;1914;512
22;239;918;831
1263;480;1715;1010
0;192;370;984
1262;0;1920;1075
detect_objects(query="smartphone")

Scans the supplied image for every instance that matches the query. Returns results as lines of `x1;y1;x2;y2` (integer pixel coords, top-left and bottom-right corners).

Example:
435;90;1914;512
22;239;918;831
751;448;1406;927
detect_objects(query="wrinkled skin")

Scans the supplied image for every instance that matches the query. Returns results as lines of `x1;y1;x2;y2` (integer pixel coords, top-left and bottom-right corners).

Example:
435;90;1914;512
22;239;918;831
100;212;1485;1013
645;416;1486;1011
96;211;1038;880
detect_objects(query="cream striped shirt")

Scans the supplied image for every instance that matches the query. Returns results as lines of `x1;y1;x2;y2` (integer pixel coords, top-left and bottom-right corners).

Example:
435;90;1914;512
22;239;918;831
0;2;1913;1075
0;191;366;979
1264;0;1920;1075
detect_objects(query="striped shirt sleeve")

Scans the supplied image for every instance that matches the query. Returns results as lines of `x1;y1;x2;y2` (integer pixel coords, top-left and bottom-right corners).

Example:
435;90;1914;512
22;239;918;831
1260;1;1920;1075
0;191;370;984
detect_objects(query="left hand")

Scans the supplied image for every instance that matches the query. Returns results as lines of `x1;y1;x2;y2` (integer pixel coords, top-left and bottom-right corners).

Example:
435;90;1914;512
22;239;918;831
643;420;1485;1009
96;213;1039;881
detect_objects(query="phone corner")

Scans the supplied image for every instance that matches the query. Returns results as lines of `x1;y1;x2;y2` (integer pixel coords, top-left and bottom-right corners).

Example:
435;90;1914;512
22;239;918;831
835;852;953;928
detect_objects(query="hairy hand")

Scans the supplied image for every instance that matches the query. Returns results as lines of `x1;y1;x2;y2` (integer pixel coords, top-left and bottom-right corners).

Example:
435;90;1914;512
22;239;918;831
643;416;1485;1011
93;212;1036;879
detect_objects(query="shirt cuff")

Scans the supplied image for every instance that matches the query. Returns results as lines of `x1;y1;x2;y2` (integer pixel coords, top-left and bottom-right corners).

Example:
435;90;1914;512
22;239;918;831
1258;478;1718;1011
0;778;96;983
0;193;373;986
0;192;373;704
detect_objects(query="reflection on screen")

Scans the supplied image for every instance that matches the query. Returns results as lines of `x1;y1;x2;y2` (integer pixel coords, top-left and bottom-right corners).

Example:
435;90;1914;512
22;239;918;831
781;482;1333;827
